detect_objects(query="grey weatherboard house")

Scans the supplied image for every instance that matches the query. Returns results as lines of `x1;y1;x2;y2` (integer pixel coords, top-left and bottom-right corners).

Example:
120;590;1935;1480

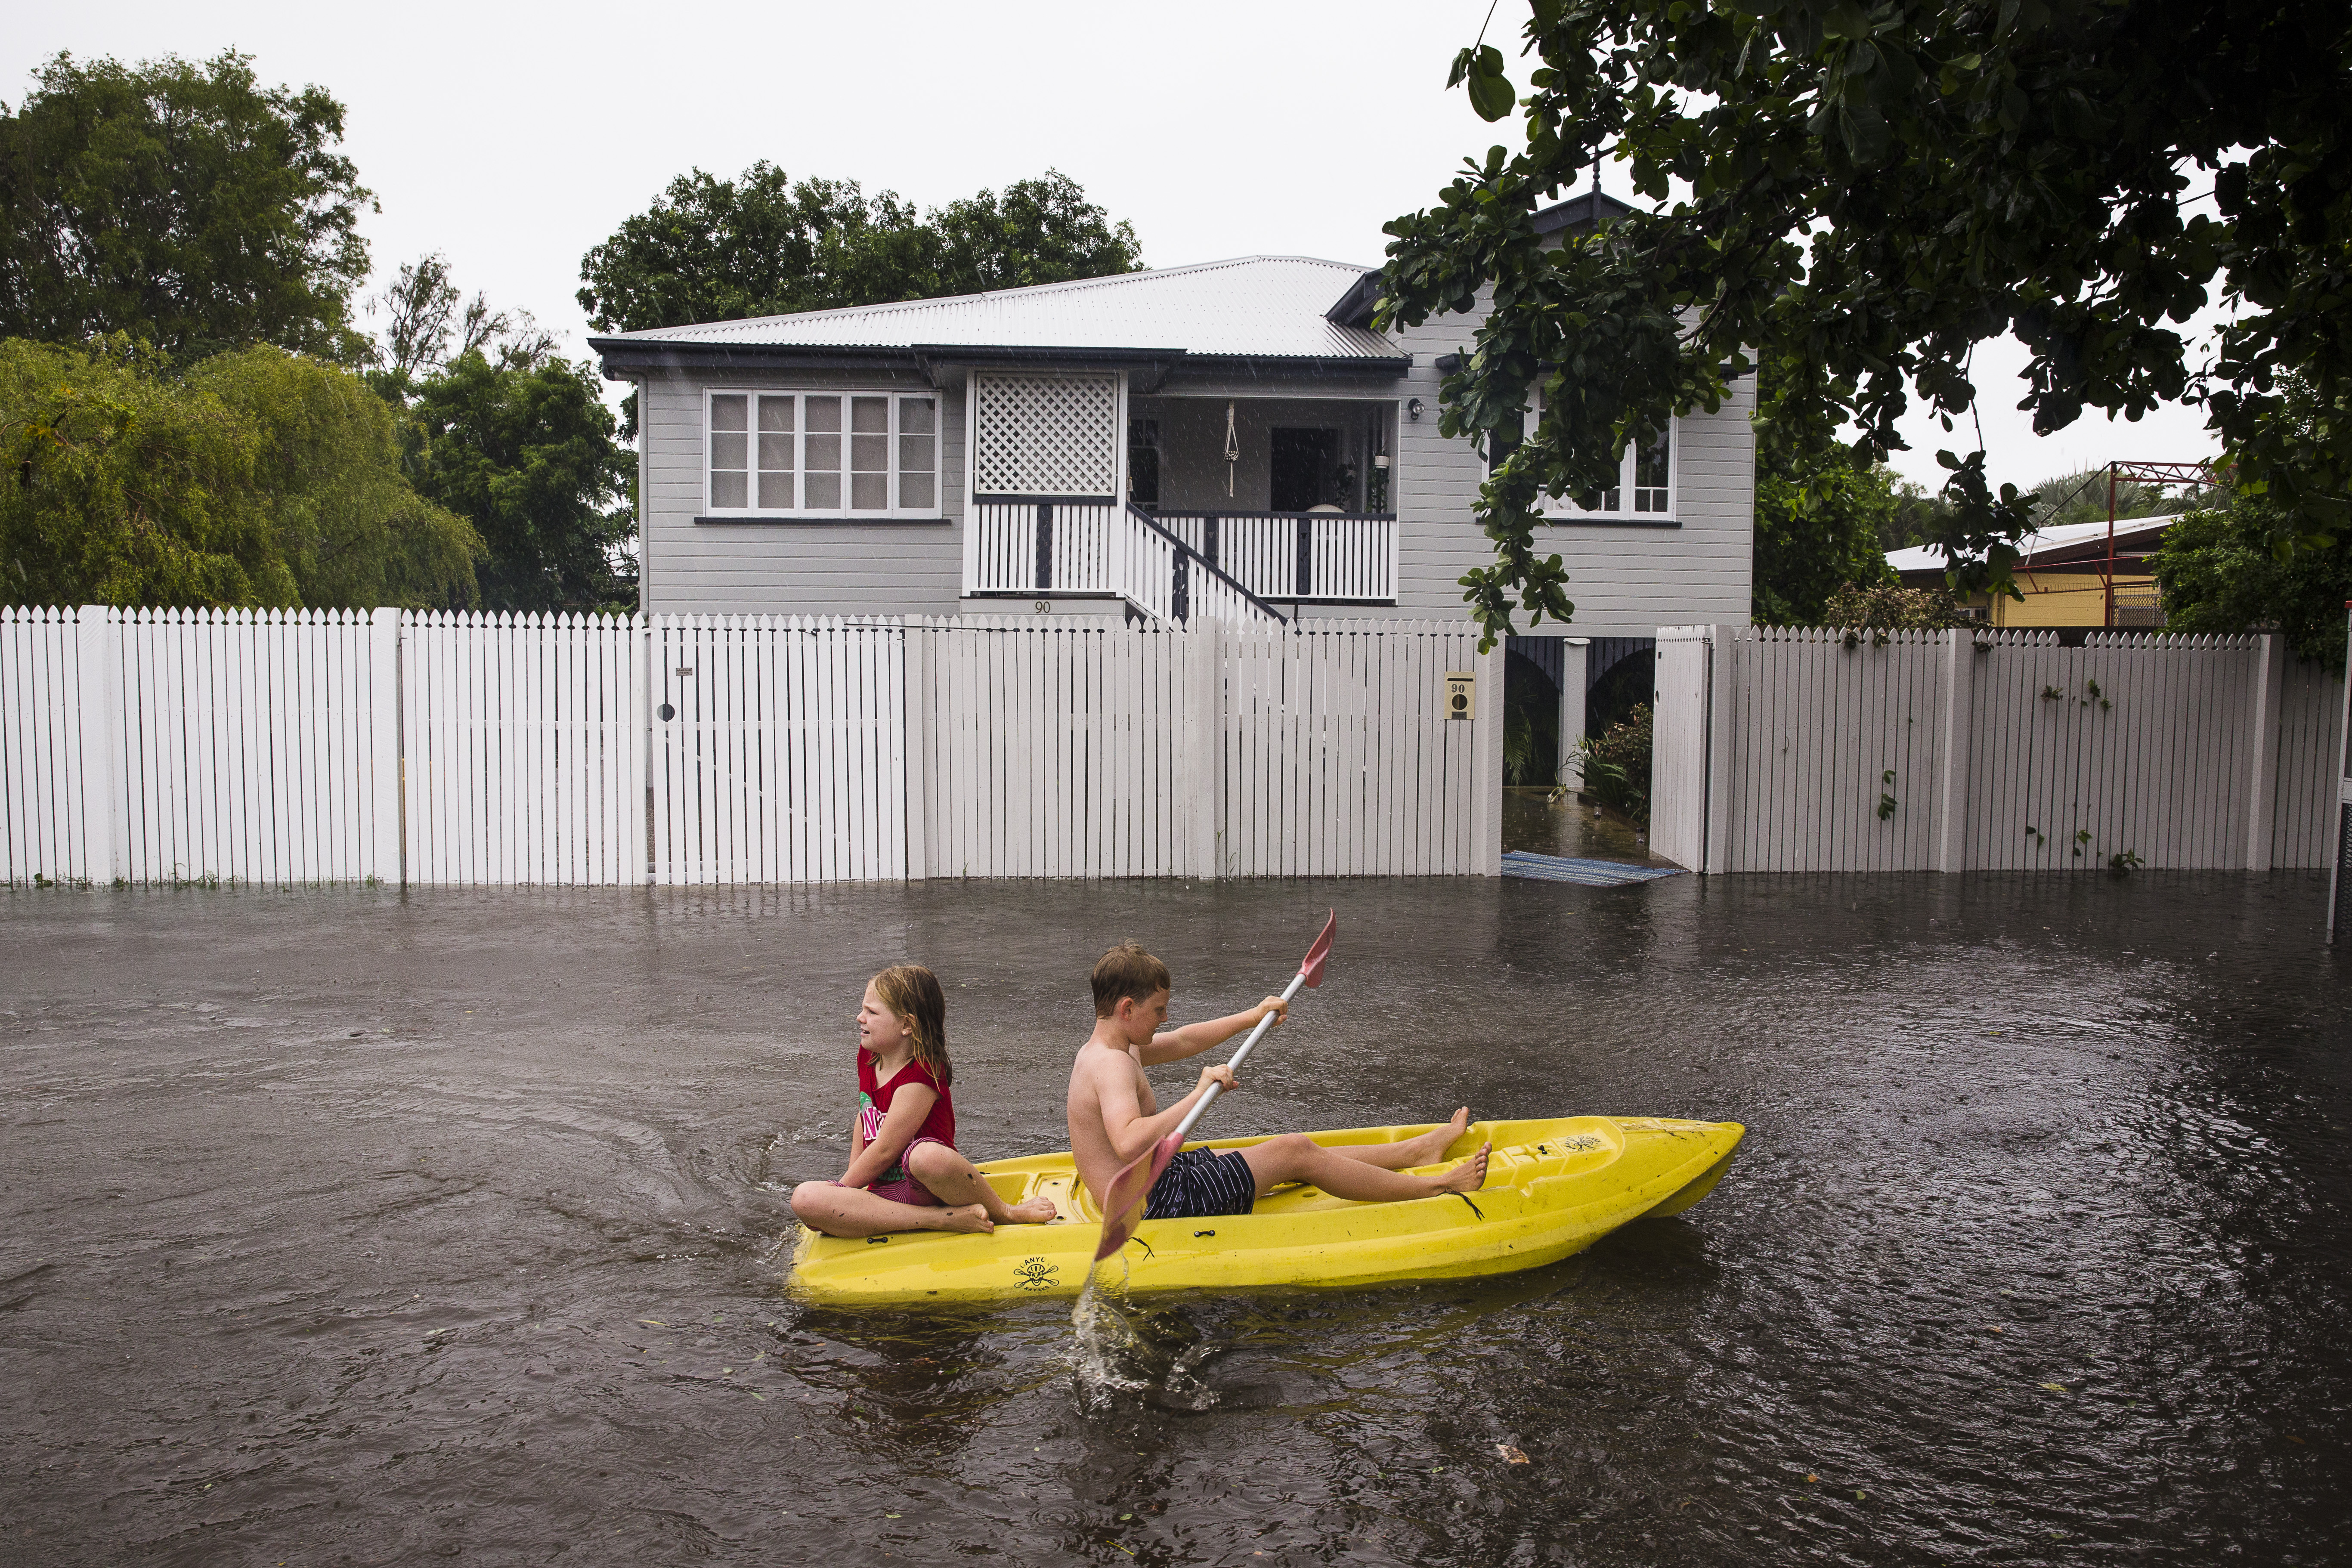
591;192;1755;721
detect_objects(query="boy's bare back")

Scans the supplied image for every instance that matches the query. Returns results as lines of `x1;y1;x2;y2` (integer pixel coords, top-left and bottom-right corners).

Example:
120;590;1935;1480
1066;1038;1157;1204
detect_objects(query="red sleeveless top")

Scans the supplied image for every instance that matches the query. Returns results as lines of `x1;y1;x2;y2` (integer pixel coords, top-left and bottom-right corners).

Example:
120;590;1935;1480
856;1051;956;1155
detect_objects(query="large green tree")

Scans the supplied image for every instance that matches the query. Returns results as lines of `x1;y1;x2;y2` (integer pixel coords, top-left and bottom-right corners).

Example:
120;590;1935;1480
361;256;631;614
0;52;373;362
1752;348;1900;622
925;176;1148;297
195;346;481;609
576;167;1142;335
2150;503;2352;672
2149;377;2352;670
405;352;634;614
1380;0;2352;646
0;337;477;609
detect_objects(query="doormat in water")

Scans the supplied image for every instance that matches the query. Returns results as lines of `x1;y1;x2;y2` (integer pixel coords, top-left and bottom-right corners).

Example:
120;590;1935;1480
1500;851;1687;887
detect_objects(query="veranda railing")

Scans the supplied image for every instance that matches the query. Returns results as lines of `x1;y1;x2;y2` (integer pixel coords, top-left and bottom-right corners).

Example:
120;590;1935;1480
962;495;1291;625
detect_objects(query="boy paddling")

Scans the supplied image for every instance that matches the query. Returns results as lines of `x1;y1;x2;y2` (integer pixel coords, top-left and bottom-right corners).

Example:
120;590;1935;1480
1068;942;1489;1225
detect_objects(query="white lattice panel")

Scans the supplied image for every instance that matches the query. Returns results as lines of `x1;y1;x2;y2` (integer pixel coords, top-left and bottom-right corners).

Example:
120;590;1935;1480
974;371;1118;496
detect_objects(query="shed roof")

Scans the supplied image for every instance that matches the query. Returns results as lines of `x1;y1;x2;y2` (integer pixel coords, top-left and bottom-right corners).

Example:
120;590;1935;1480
1886;513;2185;576
591;256;1405;366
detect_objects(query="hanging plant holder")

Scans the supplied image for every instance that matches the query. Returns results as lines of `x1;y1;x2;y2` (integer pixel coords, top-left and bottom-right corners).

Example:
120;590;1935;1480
1224;401;1240;499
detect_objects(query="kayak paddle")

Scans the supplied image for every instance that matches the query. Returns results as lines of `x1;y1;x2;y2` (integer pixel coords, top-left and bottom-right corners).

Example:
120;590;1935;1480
1090;910;1336;1262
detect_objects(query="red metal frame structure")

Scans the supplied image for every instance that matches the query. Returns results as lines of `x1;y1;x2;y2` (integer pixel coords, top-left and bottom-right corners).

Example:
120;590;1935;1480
2103;460;2223;628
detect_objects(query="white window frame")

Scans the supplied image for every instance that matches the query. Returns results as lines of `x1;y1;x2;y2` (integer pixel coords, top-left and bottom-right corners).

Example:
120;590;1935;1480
1520;402;1678;523
702;388;943;519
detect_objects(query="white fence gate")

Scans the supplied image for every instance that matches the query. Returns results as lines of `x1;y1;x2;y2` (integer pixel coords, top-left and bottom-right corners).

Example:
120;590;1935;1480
650;616;905;885
904;619;1496;878
912;617;1197;879
4;606;1501;886
1652;625;2347;873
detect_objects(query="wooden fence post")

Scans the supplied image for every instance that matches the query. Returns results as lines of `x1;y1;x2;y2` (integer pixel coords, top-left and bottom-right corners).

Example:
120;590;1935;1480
75;604;124;885
628;615;651;885
2247;632;2284;870
1473;639;1505;874
1933;628;1975;872
1645;628;1709;872
1703;625;1735;874
1557;640;1588;787
369;608;403;886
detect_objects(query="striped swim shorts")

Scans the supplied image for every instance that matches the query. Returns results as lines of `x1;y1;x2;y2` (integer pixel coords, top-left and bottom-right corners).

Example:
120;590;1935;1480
1143;1146;1260;1222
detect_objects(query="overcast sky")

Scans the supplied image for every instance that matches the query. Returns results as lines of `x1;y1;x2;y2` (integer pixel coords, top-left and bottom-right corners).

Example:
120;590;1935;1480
7;0;2225;492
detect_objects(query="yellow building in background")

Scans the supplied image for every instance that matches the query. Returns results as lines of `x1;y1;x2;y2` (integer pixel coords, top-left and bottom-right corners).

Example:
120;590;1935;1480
1888;514;2177;628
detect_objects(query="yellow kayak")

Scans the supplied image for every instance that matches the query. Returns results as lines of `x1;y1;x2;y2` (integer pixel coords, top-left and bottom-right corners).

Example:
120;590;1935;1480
789;1115;1743;1305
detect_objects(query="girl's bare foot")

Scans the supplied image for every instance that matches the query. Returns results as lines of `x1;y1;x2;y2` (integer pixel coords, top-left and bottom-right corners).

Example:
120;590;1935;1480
940;1203;995;1234
1434;1143;1490;1194
1395;1107;1472;1166
1005;1195;1059;1225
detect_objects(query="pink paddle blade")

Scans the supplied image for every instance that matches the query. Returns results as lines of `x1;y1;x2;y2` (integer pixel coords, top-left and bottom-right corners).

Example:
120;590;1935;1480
1091;1132;1184;1262
1298;909;1337;989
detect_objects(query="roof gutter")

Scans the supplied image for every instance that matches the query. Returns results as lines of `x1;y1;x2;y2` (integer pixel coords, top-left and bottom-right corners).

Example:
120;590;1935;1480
593;337;1410;387
911;344;1188;392
589;339;930;379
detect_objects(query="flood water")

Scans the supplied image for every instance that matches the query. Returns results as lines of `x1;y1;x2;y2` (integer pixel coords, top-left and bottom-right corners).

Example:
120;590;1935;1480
3;866;2348;1566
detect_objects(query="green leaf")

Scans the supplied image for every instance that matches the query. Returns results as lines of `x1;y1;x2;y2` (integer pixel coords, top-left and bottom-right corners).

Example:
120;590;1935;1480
1820;1;1874;40
1467;65;1517;122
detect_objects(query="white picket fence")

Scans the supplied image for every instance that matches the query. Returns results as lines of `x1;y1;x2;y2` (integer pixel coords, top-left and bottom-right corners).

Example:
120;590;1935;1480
403;612;645;885
1652;625;2348;873
2;605;1501;886
1;606;402;886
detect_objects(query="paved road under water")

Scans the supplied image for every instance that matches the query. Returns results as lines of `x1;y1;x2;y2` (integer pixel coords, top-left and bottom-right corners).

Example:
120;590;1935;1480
2;870;2347;1566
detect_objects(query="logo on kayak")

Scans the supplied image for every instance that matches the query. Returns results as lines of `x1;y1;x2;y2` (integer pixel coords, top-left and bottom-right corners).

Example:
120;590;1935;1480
1012;1256;1059;1290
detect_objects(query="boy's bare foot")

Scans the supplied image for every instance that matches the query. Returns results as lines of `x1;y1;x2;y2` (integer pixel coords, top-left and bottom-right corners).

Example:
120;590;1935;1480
1394;1107;1472;1166
1433;1143;1490;1195
941;1203;995;1234
1005;1195;1059;1225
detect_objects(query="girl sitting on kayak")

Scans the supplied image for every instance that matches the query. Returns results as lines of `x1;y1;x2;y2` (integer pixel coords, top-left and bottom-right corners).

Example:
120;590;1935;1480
790;964;1059;1238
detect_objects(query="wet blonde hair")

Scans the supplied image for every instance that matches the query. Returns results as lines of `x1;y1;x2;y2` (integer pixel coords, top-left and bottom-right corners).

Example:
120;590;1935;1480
870;963;951;1089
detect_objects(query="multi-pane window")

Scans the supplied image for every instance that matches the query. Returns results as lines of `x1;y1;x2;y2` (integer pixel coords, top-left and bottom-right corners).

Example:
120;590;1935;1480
1520;392;1676;520
706;390;938;517
1630;424;1671;513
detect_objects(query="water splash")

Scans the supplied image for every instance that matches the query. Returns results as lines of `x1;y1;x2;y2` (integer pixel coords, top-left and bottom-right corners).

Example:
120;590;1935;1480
1068;1256;1220;1411
1068;1259;1148;1407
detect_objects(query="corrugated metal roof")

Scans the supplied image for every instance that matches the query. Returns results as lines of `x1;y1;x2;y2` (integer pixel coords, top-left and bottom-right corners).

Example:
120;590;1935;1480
1886;513;2183;575
602;256;1400;360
